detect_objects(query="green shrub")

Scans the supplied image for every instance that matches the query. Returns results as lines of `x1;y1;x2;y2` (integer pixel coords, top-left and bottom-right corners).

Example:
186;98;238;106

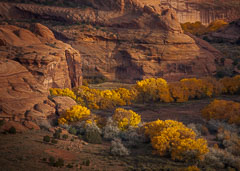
43;135;51;143
51;139;58;144
84;129;102;144
49;156;55;166
49;157;64;167
68;127;77;135
53;132;61;139
62;134;68;140
0;120;4;127
66;163;74;168
54;158;64;167
56;128;62;134
8;127;16;134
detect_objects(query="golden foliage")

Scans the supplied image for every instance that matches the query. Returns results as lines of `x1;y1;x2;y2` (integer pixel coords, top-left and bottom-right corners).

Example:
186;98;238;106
134;78;173;103
50;75;239;109
169;77;223;102
202;99;240;125
144;120;209;161
73;86;135;110
112;108;141;131
181;20;228;36
181;21;207;36
49;88;76;100
58;105;90;125
206;20;228;32
220;75;240;94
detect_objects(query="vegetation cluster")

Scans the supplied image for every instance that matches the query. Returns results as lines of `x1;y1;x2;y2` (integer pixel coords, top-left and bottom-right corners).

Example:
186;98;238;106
50;75;240;110
181;20;228;36
144;120;209;162
47;75;240;169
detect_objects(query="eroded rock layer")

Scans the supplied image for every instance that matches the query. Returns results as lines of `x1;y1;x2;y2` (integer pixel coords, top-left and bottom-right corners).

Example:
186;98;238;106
0;23;82;128
0;0;223;82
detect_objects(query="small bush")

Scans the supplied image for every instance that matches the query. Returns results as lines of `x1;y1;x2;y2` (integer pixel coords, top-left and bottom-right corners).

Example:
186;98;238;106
49;156;55;166
220;75;240;94
84;128;102;144
66;163;73;168
68;127;77;135
58;105;91;125
110;138;129;156
201;147;240;170
43;135;51;143
119;127;148;147
85;159;90;166
53;132;61;139
51;139;58;144
55;128;62;134
103;118;120;140
145;120;209;162
49;88;76;100
62;134;68;140
0;120;4;127
216;129;240;157
202;99;240;125
54;158;64;167
8;127;16;134
112;108;141;131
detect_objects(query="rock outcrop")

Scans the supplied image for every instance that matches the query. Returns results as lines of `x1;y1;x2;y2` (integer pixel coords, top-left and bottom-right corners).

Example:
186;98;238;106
0;0;223;82
0;59;47;121
152;0;240;25
0;23;82;88
0;23;82;130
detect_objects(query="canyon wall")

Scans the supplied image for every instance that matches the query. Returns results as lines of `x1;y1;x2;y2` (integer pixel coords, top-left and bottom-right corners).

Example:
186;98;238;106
0;1;224;82
140;0;240;25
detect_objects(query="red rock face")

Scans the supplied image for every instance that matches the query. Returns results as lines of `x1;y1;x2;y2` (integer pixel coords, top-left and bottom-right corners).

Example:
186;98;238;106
0;59;47;121
155;0;240;25
0;0;223;82
0;23;82;88
0;24;82;128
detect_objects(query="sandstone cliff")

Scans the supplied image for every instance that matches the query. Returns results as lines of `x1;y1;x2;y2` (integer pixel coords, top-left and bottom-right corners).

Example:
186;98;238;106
0;23;82;88
141;0;240;25
0;23;82;129
0;0;223;82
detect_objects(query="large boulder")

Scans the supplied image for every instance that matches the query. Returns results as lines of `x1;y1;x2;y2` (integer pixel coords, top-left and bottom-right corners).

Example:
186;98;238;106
51;96;77;116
